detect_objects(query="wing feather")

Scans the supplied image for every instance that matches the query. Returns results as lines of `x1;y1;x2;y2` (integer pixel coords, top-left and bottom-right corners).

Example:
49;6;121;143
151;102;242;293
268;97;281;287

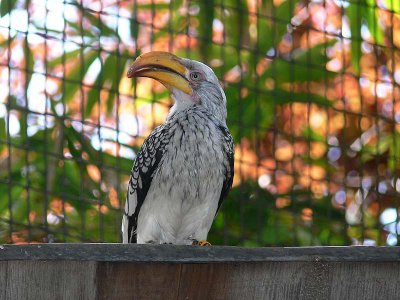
123;124;171;243
216;125;235;214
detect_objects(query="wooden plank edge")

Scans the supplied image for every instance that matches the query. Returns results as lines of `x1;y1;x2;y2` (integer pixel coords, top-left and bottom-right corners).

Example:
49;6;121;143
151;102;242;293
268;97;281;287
1;244;400;263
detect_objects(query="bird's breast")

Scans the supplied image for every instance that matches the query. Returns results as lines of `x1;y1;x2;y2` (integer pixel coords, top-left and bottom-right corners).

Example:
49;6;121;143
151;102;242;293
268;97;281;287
156;113;225;208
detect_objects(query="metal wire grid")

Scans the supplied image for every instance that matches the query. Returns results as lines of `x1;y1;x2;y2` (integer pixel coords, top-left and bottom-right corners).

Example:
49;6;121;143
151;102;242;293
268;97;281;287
0;0;399;245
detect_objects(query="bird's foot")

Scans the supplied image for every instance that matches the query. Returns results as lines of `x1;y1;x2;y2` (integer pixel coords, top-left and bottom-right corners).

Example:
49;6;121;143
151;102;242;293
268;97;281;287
192;240;211;246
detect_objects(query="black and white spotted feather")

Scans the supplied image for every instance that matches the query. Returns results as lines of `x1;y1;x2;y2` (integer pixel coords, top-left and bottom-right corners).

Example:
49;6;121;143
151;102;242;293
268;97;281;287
217;125;234;214
123;124;172;243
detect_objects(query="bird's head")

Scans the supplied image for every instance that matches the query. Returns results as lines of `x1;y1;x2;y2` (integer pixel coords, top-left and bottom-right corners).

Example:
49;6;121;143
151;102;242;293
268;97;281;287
128;51;227;122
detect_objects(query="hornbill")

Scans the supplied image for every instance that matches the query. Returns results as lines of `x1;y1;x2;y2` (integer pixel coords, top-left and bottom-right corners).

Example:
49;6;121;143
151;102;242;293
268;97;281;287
122;52;234;245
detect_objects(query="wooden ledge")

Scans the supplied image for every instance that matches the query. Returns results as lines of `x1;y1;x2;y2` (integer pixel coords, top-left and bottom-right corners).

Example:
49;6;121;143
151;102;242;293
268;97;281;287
1;245;400;299
1;244;400;262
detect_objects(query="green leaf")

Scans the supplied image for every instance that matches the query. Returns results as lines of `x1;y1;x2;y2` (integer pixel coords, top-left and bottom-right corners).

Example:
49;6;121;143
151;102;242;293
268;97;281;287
360;134;392;163
48;48;82;69
301;127;327;143
260;0;273;13
388;133;400;171
385;0;400;14
302;156;333;170
0;35;12;48
256;0;295;56
130;10;139;42
222;0;250;47
226;85;274;140
227;84;332;141
57;161;94;211
272;89;333;107
106;54;129;114
209;181;276;246
0;182;10;215
68;0;117;37
65;20;94;38
347;0;385;72
135;3;170;9
364;0;384;45
198;1;214;63
23;39;34;90
190;44;238;79
263;41;337;84
0;117;5;151
63;50;98;103
86;52;125;117
0;0;17;17
83;10;117;37
273;0;293;45
67;124;133;172
347;2;361;73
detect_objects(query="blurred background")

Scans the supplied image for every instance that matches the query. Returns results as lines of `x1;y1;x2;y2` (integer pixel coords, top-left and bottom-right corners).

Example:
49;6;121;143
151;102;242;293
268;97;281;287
0;0;399;246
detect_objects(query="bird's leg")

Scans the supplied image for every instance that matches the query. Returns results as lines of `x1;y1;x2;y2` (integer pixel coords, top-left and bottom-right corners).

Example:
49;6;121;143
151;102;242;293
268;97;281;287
192;239;211;246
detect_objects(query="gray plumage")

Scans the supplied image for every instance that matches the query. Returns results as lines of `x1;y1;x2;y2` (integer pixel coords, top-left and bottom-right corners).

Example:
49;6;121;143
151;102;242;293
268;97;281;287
122;55;234;245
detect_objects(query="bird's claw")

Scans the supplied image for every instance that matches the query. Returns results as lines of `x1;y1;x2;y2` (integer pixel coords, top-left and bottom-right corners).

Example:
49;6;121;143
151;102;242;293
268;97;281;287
192;240;211;246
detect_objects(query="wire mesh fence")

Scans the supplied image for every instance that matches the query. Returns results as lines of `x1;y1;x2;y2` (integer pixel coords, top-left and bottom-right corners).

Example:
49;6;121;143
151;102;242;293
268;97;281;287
0;0;399;246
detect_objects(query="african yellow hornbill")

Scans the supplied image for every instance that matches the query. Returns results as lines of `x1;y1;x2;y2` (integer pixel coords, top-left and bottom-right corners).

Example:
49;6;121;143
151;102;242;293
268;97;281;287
122;52;234;245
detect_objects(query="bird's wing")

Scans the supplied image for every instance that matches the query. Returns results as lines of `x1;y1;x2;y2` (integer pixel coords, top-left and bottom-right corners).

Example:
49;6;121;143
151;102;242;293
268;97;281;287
216;125;235;214
123;124;171;243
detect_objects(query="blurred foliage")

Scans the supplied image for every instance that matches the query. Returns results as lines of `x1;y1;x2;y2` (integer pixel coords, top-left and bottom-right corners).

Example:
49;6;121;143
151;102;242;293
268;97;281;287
0;0;399;246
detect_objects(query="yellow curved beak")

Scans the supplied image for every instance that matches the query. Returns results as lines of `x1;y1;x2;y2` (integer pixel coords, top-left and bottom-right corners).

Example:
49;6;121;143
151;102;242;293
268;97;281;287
127;51;192;95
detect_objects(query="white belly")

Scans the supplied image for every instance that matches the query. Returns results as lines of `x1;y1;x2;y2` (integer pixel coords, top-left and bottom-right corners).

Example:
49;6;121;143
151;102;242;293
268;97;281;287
136;118;225;244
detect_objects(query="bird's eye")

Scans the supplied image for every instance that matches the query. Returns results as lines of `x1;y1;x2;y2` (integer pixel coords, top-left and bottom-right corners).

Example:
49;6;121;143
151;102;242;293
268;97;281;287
190;72;201;81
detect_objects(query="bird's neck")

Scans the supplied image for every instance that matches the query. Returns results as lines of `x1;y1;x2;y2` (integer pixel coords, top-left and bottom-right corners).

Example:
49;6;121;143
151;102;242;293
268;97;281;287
167;88;227;126
167;88;196;119
167;99;194;119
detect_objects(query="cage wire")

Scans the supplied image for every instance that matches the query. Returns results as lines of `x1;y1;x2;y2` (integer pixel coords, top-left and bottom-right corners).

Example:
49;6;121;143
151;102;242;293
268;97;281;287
0;0;399;246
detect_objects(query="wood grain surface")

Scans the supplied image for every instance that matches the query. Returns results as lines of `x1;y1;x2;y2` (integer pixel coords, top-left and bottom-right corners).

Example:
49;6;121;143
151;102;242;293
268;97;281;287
1;245;400;299
1;243;400;262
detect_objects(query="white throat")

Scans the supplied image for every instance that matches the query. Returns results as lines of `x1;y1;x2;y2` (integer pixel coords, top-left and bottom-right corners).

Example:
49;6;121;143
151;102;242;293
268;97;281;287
167;88;195;118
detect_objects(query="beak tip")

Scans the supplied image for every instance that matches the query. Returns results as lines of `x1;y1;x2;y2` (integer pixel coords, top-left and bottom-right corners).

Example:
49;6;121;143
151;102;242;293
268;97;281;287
127;68;134;78
126;68;135;78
